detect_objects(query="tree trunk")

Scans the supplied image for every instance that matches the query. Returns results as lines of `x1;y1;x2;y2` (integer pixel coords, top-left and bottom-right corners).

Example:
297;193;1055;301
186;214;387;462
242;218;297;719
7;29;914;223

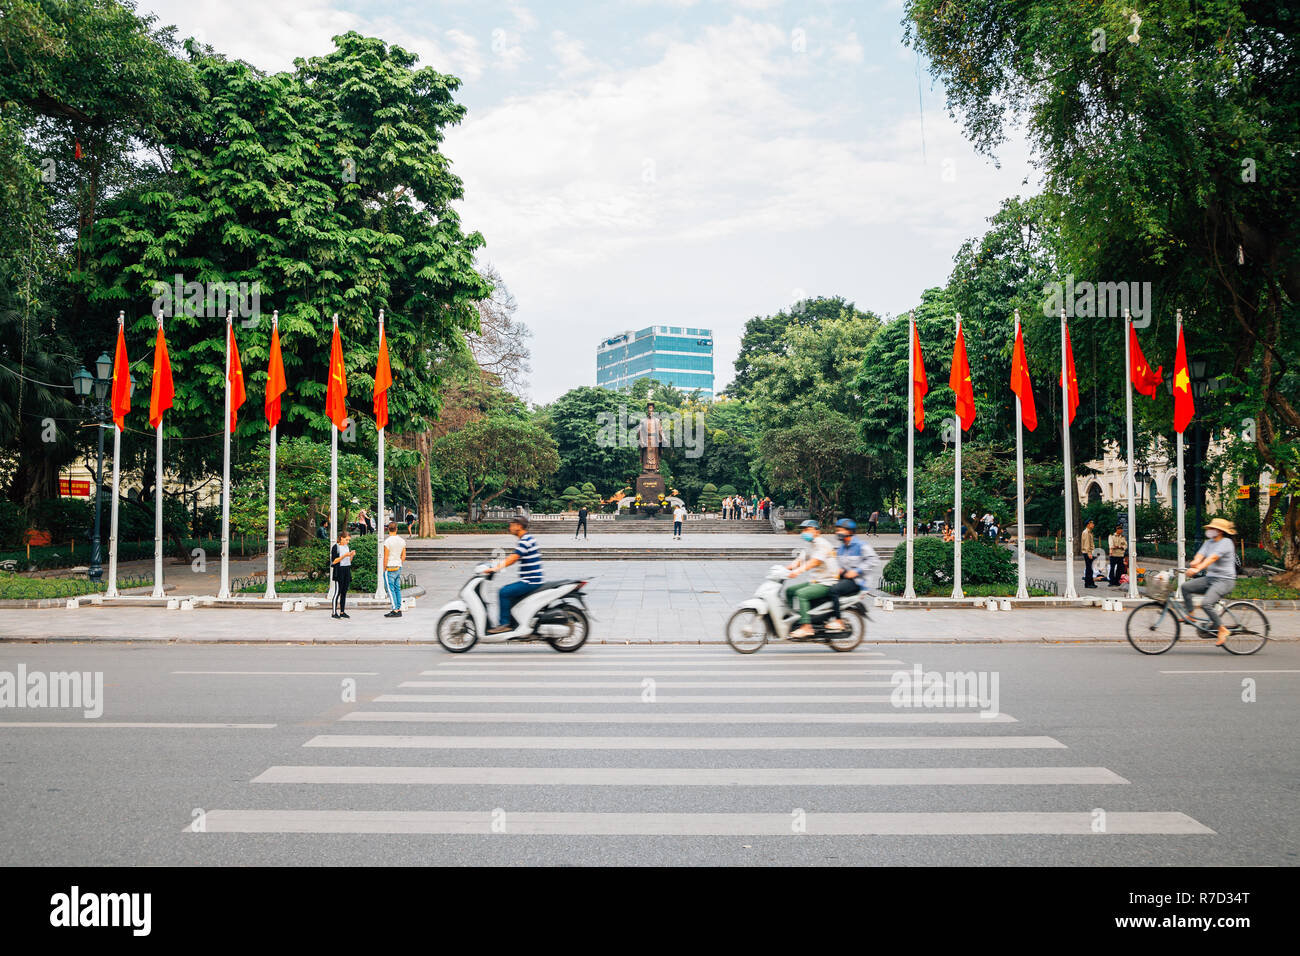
414;430;436;537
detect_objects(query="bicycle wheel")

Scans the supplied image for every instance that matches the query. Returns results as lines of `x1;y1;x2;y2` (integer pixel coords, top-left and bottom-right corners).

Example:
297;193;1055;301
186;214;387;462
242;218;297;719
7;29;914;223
1220;601;1269;655
1126;601;1180;654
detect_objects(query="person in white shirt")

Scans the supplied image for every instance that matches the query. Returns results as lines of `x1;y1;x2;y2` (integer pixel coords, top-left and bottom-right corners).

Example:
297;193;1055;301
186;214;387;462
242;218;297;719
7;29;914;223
786;520;841;638
672;503;687;540
382;521;406;617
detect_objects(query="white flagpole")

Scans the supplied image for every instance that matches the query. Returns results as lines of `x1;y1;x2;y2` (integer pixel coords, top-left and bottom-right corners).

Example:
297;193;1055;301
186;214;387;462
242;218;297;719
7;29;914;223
374;309;387;600
1014;310;1029;600
1124;309;1139;599
105;311;125;599
1060;308;1078;600
218;311;233;599
328;312;339;604
265;310;279;600
952;313;963;599
904;311;916;600
151;310;165;598
1175;309;1187;588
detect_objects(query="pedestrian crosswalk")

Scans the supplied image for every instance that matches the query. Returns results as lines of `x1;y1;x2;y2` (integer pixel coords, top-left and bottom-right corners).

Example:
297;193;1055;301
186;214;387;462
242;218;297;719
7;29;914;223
191;646;1215;844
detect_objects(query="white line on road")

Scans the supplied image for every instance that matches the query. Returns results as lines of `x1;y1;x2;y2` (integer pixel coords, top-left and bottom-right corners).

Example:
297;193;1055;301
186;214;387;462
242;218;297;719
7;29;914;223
1159;669;1300;674
418;669;916;677
304;734;1064;750
341;711;1016;724
192;809;1210;835
431;659;908;668
375;694;913;703
171;670;379;676
399;680;915;689
253;765;1127;786
0;721;276;728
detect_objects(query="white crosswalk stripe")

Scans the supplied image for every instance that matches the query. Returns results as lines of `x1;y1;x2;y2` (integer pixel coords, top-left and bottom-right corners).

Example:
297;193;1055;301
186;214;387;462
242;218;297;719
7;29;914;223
190;646;1215;841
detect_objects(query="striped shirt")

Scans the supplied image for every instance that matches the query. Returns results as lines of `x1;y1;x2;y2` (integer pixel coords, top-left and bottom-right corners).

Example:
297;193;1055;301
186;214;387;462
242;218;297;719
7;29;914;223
514;533;543;583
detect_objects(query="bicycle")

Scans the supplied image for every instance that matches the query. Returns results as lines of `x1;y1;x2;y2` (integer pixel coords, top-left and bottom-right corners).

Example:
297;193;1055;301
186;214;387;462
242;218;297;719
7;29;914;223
1125;570;1269;655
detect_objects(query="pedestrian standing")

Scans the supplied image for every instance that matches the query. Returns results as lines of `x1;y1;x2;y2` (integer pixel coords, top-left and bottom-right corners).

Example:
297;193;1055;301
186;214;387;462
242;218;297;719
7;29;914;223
330;531;355;619
575;504;588;540
1080;520;1098;589
673;502;686;540
1108;524;1127;587
382;521;406;617
868;510;879;535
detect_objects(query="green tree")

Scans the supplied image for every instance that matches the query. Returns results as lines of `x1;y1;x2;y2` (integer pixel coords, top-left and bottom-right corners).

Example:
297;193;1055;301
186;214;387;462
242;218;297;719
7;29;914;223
432;414;560;518
905;0;1300;581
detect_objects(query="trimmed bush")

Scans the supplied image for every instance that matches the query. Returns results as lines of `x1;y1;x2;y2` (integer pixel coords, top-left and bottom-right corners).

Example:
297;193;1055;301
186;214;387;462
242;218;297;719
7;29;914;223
30;498;92;542
882;537;1016;591
0;502;25;550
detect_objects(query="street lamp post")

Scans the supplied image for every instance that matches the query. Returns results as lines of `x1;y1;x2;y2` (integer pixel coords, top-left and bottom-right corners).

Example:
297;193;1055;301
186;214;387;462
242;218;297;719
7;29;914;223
1136;460;1151;507
72;353;113;581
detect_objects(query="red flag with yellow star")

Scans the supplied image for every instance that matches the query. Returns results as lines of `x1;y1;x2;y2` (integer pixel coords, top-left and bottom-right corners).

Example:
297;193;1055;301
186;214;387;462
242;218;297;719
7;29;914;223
950;322;975;431
1173;326;1195;433
110;322;131;430
326;323;348;430
1059;324;1080;425
373;324;392;431
227;325;246;432
149;325;173;429
1010;323;1037;431
911;322;928;432
265;324;286;429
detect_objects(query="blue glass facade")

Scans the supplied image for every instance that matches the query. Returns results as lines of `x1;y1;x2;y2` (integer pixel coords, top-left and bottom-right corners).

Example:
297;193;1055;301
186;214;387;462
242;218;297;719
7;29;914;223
596;326;714;399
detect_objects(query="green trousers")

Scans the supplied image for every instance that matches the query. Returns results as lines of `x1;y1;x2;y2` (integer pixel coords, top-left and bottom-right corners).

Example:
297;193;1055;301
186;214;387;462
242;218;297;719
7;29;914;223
789;581;831;624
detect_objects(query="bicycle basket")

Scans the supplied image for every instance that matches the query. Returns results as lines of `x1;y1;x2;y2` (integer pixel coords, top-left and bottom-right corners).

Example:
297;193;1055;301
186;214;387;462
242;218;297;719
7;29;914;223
1142;570;1175;602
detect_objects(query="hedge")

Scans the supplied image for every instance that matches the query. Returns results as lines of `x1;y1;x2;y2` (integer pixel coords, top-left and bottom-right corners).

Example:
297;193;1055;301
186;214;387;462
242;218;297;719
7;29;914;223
882;538;1016;591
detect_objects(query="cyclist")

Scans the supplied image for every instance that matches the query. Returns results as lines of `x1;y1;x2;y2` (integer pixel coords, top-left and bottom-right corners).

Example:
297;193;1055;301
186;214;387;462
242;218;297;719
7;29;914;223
828;518;878;630
785;519;840;639
1181;517;1238;645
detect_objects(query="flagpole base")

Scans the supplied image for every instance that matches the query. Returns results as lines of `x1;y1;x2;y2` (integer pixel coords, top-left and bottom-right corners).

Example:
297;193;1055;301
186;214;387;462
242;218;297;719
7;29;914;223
1062;585;1079;599
950;587;964;600
150;586;165;599
902;589;915;600
264;589;278;601
216;589;230;600
1016;587;1029;600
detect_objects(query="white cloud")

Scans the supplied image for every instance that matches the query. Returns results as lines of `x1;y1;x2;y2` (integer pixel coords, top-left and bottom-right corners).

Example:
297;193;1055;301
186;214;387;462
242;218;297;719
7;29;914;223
550;30;596;77
830;31;864;63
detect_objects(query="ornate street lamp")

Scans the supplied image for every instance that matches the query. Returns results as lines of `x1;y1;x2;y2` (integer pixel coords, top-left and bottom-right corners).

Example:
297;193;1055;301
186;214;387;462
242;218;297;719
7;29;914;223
71;353;121;581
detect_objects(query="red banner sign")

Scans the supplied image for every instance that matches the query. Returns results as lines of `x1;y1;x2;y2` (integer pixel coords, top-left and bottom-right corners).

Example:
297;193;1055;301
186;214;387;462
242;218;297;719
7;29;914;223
59;479;91;497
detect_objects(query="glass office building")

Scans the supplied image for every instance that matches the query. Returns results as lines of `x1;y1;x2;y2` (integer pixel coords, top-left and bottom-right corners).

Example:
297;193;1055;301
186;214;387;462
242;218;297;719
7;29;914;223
596;326;714;399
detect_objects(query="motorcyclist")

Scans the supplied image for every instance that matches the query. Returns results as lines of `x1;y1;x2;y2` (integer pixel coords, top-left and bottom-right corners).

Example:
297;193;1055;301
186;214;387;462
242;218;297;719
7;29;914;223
785;519;840;638
828;518;878;629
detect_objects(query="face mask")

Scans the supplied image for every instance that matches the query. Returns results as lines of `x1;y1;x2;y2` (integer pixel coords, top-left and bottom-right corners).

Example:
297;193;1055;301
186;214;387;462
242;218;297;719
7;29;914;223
801;532;814;542
1206;529;1220;540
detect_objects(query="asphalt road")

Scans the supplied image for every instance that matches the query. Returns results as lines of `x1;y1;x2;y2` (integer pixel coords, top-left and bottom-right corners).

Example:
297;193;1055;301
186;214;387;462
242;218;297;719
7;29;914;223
1;641;1296;866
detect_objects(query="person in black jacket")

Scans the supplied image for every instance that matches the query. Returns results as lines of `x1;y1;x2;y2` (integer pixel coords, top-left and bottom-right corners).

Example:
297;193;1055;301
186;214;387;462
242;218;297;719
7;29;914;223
331;531;355;619
575;505;589;540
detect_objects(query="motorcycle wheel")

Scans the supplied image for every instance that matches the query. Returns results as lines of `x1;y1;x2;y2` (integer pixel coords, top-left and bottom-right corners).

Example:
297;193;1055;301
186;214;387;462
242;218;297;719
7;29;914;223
726;608;769;654
827;609;864;652
436;610;478;653
547;606;589;652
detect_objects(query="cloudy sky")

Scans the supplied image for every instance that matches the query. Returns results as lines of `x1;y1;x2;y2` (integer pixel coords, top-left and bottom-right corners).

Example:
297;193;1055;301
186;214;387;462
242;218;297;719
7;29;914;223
137;0;1037;402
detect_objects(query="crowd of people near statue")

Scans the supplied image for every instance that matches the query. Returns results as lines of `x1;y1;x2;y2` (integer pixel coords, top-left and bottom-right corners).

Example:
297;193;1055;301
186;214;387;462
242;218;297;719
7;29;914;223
719;494;771;520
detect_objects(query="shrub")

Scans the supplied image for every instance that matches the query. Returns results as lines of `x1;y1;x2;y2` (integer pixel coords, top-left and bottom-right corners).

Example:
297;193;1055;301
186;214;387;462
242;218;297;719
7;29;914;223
30;498;93;542
0;502;25;550
0;572;106;600
281;537;379;592
698;483;720;512
882;537;1016;590
717;484;738;497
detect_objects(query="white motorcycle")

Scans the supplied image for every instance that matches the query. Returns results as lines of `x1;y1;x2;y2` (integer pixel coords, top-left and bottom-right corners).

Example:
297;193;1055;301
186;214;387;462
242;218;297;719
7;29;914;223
725;565;866;654
436;565;591;653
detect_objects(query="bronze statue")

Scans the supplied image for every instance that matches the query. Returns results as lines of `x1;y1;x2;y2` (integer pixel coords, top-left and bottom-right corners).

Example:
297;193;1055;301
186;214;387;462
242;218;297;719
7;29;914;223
638;401;663;473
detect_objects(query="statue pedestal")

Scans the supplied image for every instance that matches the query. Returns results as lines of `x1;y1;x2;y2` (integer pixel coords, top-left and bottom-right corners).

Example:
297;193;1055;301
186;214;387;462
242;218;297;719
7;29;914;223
634;473;665;507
